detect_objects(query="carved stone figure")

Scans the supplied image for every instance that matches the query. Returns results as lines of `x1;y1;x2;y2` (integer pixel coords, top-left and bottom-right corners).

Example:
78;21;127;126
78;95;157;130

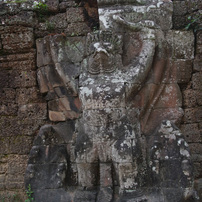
25;0;196;201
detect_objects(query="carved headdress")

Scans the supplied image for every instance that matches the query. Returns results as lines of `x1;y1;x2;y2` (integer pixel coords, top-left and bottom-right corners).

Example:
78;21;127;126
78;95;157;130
86;31;123;74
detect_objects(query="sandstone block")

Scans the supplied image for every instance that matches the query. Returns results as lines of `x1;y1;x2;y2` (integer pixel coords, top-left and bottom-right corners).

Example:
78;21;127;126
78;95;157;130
49;111;66;122
63;110;79;120
36;37;53;67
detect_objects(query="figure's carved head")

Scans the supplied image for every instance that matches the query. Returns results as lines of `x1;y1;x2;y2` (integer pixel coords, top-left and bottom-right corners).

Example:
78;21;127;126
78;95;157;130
87;31;122;74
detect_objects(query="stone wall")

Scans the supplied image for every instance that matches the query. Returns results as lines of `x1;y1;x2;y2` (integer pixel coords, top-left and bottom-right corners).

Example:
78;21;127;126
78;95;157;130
0;0;201;201
172;0;202;198
0;0;98;200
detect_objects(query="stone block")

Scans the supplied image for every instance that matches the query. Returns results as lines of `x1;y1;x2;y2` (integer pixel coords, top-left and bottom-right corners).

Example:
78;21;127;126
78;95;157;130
193;59;202;72
9;136;33;155
66;7;85;23
0;70;9;88
0;26;34;53
16;87;42;105
46;0;59;12
182;89;197;108
49;111;66;122
9;70;36;88
18;103;47;120
0;137;10;154
77;163;99;187
59;1;77;12
2;11;34;26
0;103;18;116
100;163;113;187
34;189;72;202
193;162;202;178
36;37;53;67
166;31;194;59
0;88;16;105
183;107;202;123
48;13;67;29
63;110;79;120
5;181;24;190
65;22;91;36
196;30;202;45
97;187;113;202
48;97;71;112
0;50;36;63
173;1;187;16
189;143;202;155
192;72;202;90
74;190;97;202
172;15;189;30
0;163;7;174
181;123;201;143
0;59;36;71
172;60;192;84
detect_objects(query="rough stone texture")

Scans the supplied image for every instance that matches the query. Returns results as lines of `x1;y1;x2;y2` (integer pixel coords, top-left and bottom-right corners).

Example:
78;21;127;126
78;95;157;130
0;0;201;201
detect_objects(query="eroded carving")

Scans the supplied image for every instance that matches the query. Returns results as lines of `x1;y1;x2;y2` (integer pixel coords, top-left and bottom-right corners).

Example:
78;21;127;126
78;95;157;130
25;0;196;201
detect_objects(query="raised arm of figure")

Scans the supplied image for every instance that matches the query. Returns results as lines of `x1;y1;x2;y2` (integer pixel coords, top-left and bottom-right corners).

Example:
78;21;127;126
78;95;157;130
113;15;156;99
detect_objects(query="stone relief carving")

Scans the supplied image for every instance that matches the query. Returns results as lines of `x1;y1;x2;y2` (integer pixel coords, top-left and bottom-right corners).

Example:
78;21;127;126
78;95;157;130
25;0;196;201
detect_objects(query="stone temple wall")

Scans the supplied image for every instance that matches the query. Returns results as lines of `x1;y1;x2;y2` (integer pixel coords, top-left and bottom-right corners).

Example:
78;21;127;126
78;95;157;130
172;0;202;199
0;0;201;201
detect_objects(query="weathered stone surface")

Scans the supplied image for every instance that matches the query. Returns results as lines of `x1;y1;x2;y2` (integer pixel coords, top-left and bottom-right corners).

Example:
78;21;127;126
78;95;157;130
169;60;193;84
166;30;194;59
0;26;34;53
182;89;198;108
0;11;34;26
66;7;85;23
192;72;202;90
46;0;59;12
181;123;201;143
0;0;200;201
65;22;91;36
183;107;202;123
